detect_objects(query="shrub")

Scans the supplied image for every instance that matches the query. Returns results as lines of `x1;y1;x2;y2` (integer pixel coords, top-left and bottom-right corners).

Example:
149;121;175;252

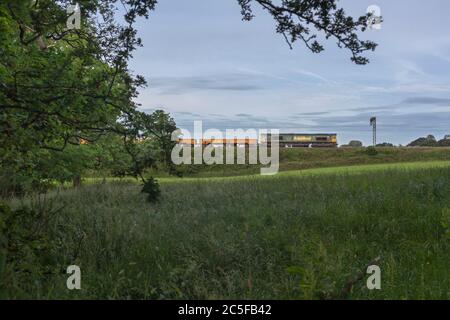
437;139;450;147
408;135;438;147
441;208;450;240
141;177;161;203
348;140;363;147
376;142;394;147
365;146;378;156
0;201;61;298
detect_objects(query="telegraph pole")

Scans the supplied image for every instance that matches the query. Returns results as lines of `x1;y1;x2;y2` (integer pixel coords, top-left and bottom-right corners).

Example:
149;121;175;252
370;117;377;147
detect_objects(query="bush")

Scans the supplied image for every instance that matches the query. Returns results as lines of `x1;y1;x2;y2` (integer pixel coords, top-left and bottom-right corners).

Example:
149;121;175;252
376;142;394;147
348;140;363;147
408;135;438;147
141;177;161;203
0;171;52;198
0;201;61;298
365;146;378;156
437;139;450;147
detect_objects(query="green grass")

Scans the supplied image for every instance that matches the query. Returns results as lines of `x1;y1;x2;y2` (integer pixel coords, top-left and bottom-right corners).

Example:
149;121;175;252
170;160;450;181
4;161;450;299
84;160;450;186
141;147;450;178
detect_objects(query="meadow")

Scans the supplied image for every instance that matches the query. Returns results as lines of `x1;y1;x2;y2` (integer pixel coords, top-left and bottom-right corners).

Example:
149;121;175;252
2;161;449;299
145;147;450;178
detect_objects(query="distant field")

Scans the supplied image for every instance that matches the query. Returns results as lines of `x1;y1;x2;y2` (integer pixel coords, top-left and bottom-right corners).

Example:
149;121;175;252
143;147;450;178
84;160;450;185
5;161;450;299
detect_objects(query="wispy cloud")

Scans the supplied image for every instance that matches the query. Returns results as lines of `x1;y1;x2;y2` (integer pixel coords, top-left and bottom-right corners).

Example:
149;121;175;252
403;97;450;105
293;69;334;84
150;73;266;95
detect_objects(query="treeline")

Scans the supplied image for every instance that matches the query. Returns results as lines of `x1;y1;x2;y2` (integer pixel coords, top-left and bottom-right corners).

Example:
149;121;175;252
341;135;450;148
0;108;178;198
407;135;450;147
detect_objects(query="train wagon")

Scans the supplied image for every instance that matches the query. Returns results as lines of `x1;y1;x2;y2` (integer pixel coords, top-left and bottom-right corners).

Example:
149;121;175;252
201;138;258;146
260;133;337;148
177;138;196;145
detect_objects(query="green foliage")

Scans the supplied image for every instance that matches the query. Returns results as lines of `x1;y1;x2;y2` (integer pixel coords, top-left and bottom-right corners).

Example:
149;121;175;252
145;147;450;178
365;146;378;156
376;142;394;147
0;200;62;298
0;0;156;194
141;177;161;203
437;139;450;147
120;109;179;181
92;134;136;178
342;140;363;147
408;135;438;147
238;0;378;64
135;110;179;174
440;208;450;240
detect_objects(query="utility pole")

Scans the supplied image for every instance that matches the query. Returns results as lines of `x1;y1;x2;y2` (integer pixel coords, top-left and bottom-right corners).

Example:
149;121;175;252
370;117;377;147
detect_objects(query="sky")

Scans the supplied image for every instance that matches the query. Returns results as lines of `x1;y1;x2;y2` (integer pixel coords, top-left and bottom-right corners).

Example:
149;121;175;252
128;0;450;145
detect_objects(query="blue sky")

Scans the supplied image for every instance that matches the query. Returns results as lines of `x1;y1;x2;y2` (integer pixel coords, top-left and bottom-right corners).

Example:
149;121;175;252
129;0;450;145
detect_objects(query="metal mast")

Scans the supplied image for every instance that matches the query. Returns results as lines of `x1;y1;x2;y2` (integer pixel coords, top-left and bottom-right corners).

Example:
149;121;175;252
370;117;377;147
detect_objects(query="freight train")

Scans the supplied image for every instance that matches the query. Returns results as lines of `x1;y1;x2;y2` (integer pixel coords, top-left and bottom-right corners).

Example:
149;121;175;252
178;133;337;148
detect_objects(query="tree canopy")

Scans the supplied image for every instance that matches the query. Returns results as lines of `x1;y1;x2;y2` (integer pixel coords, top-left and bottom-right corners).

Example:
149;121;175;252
238;0;378;64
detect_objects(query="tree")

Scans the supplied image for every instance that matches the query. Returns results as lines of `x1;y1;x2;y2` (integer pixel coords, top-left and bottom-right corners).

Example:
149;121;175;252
120;109;179;181
0;1;150;146
347;140;363;147
437;139;450;147
376;142;394;147
365;146;378;156
138;110;179;175
0;1;155;192
408;135;438;147
238;0;378;64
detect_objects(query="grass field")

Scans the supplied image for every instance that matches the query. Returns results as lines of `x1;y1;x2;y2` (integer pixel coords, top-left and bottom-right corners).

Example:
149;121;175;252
3;161;450;299
143;147;450;178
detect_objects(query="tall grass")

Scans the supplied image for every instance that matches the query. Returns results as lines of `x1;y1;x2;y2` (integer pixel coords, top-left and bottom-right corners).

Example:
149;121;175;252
3;166;450;299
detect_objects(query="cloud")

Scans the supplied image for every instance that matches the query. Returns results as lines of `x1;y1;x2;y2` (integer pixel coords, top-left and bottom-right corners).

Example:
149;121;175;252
238;99;448;131
149;72;266;95
172;106;450;146
293;69;332;84
298;96;450;116
294;111;331;116
164;96;450;138
233;113;270;123
176;111;202;116
394;60;432;84
359;83;450;94
403;97;450;106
